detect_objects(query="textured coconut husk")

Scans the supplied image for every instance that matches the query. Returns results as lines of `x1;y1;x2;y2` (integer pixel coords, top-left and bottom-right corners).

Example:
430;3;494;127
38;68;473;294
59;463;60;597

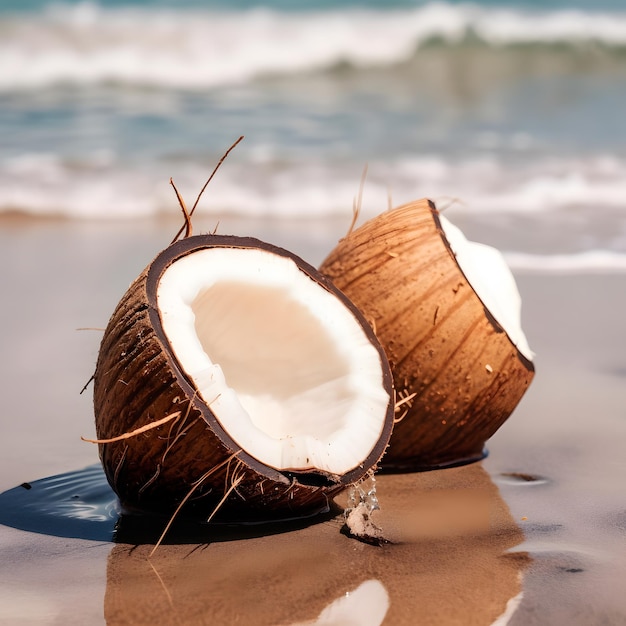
319;199;534;471
93;234;395;520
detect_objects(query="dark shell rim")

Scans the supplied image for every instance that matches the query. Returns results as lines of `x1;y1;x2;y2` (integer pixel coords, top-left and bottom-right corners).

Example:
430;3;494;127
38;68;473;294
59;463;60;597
429;202;535;374
144;233;396;488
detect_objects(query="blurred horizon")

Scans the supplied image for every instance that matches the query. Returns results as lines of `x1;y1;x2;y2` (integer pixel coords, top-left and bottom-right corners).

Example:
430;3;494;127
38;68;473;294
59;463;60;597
1;0;625;271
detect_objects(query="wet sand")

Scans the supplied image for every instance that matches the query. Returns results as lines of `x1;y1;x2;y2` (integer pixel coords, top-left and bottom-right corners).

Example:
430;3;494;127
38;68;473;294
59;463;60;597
0;215;625;625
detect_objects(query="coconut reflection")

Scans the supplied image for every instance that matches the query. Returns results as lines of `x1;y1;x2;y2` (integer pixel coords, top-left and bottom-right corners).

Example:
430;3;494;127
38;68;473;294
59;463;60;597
289;579;389;626
103;462;528;625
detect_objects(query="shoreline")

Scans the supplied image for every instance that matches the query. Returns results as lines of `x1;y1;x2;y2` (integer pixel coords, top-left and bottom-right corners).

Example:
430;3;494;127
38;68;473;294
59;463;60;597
1;217;625;624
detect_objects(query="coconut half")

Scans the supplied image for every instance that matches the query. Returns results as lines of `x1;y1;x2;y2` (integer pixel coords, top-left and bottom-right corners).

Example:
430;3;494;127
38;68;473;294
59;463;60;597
319;199;534;471
437;215;533;362
93;235;394;520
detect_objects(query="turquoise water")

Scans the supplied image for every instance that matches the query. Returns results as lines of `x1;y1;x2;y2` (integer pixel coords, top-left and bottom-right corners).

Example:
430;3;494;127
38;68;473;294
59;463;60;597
1;0;625;269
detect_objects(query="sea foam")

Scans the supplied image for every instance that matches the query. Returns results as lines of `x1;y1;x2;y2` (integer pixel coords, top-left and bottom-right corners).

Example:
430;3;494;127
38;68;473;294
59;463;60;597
504;250;626;274
2;151;625;220
1;2;626;90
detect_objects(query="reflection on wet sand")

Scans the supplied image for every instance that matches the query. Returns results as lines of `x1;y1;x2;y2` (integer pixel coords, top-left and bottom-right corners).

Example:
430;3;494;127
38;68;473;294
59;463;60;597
104;463;528;625
290;579;390;626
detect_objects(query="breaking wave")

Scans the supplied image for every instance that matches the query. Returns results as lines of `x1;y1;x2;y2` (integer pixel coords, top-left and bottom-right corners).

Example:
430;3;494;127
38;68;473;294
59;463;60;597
504;250;626;273
2;150;625;220
2;1;626;90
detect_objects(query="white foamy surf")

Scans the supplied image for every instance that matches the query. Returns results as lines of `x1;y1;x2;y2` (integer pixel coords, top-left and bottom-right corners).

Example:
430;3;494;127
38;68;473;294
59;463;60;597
2;2;626;90
504;250;626;274
2;152;625;220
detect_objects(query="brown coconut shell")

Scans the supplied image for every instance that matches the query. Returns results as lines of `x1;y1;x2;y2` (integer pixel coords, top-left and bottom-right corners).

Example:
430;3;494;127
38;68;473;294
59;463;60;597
93;234;395;521
319;199;535;471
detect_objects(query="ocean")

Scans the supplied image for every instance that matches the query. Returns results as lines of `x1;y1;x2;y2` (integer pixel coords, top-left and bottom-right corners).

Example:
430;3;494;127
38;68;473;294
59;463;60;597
2;5;626;623
1;0;626;272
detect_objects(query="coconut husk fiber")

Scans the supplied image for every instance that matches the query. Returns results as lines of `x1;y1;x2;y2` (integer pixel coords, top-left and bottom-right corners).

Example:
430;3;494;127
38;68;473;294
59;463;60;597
320;199;535;471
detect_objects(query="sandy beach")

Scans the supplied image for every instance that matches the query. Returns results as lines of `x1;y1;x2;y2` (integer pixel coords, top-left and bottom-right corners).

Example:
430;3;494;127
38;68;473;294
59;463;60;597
0;214;624;625
2;0;626;622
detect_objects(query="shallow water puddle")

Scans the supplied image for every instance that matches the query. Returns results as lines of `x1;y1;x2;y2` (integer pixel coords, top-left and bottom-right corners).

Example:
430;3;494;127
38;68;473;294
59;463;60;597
0;462;527;625
0;464;119;541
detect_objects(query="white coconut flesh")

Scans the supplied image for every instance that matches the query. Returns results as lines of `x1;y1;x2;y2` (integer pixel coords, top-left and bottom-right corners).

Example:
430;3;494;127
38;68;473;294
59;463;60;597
156;247;390;477
438;215;534;361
